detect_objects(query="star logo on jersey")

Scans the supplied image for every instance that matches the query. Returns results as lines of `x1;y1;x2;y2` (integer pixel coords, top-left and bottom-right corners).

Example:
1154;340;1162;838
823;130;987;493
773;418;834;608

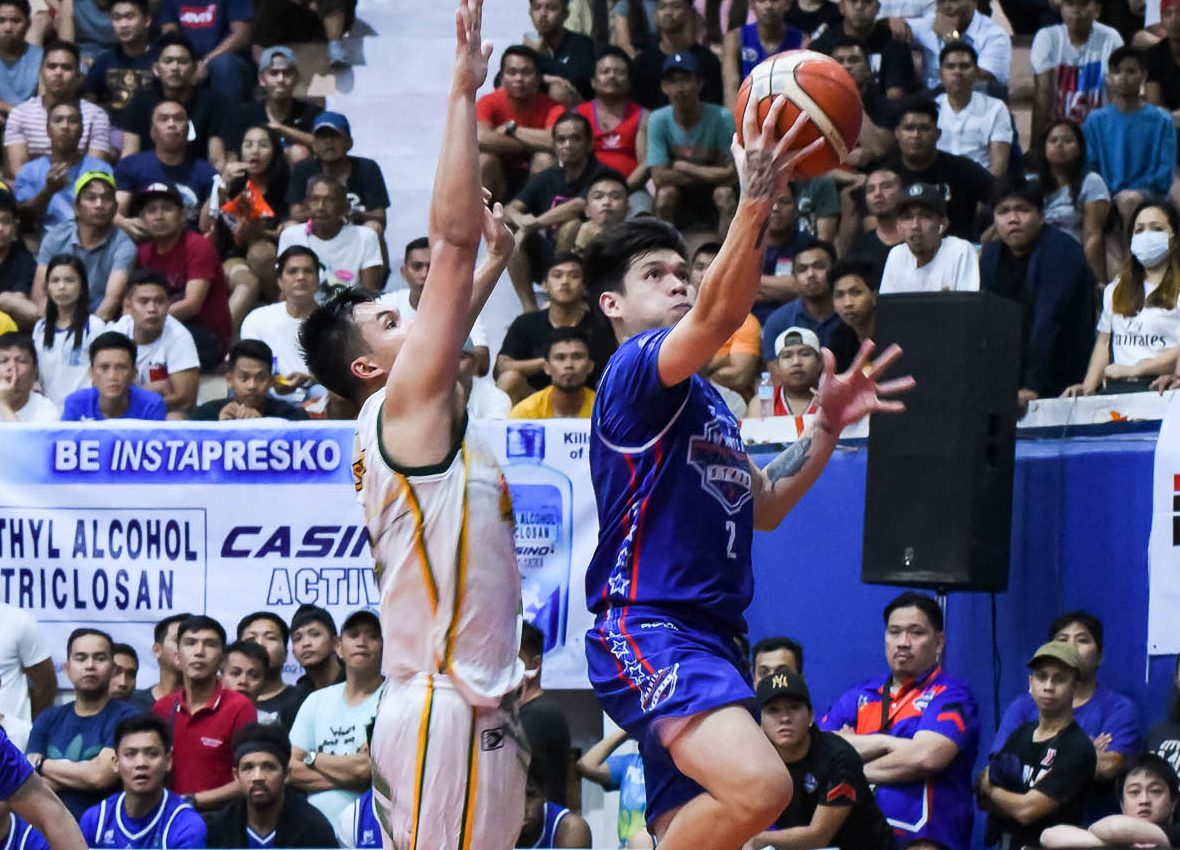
687;421;752;514
608;635;633;660
608;573;631;596
639;663;680;713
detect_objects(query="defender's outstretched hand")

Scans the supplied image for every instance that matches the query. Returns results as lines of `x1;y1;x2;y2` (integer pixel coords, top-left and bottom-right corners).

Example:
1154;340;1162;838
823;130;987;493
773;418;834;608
453;0;492;95
732;97;825;205
816;340;915;432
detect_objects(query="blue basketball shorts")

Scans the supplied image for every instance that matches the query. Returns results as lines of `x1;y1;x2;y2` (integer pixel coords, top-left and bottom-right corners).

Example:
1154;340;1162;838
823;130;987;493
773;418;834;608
585;605;755;825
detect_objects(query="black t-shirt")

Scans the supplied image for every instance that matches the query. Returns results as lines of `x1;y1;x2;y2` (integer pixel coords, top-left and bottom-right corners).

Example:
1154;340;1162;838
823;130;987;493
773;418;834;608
846;229;894;274
514;158;616;217
0;244;35;295
985;720;1096;849
632;44;724;110
889;151;995;240
775;727;897;850
811;21;918;95
536;29;597;100
287;155;391;213
499;307;617;391
84;44;159;113
255;685;309;732
520;694;572;806
1146;40;1180;110
788;2;842;40
116;82;229;160
995;242;1034;353
1146;718;1180;777
227;98;323;153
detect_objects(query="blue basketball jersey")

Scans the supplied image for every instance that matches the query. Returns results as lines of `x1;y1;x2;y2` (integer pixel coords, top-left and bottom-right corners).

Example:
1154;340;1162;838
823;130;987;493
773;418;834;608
587;328;754;635
739;23;806;78
245;828;275;849
80;791;207;849
2;813;49;850
525;802;570;849
346;789;382;849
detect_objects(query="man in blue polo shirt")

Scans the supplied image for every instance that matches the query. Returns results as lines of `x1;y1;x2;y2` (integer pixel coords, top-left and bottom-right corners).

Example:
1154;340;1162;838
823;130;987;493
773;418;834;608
991;610;1139;817
820;592;980;850
62;332;167;421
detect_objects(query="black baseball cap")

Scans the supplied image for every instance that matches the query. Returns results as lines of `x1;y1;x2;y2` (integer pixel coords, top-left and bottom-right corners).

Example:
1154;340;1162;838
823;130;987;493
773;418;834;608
897;182;947;216
756;669;812;707
290;604;337;635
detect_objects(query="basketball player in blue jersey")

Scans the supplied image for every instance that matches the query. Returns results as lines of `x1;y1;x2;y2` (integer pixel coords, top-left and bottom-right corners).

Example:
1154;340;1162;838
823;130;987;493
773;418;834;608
582;100;914;850
0;725;88;850
79;716;206;849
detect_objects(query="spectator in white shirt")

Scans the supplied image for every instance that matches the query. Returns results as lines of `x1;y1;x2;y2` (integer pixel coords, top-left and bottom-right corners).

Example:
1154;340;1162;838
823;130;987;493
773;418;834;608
0;333;59;421
33;254;107;406
910;0;1012;88
880;183;981;293
276;174;383;296
1067;201;1180;395
935;42;1013;177
0;601;56;751
110;270;200;415
378;236;492;376
1030;0;1123;151
240;245;321;404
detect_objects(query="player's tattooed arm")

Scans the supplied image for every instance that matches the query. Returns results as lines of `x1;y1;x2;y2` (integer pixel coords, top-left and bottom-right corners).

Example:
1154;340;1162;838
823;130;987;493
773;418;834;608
764;437;812;482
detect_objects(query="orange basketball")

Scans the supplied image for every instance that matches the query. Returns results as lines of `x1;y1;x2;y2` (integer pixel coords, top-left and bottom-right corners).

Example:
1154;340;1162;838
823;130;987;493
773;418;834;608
733;49;863;178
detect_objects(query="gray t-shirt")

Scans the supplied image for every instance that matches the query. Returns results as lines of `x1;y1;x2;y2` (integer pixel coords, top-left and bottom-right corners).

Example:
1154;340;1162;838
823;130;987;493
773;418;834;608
38;221;137;310
1043;171;1110;243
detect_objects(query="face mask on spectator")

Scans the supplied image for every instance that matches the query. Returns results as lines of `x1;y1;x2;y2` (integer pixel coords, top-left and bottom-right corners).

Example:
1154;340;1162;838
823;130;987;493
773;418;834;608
1130;230;1172;267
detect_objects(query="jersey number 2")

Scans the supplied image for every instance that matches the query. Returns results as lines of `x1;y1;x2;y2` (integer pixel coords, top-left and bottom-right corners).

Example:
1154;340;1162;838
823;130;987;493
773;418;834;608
725;520;737;560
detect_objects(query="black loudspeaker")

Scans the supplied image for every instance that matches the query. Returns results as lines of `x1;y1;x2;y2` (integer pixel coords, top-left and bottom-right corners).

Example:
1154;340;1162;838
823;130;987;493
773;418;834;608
861;291;1021;592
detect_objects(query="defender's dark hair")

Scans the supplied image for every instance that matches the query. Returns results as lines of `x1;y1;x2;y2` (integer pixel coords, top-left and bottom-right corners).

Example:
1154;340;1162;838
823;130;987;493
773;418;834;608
751;636;805;673
298;287;375;403
583;219;687;300
883;592;944;633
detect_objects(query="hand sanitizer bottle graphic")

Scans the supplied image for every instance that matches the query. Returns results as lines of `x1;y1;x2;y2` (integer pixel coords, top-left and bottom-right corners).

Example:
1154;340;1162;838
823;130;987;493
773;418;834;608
504;423;572;652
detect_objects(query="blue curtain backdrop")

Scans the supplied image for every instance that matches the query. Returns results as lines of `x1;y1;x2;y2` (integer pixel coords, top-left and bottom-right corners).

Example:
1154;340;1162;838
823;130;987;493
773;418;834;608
747;432;1171;821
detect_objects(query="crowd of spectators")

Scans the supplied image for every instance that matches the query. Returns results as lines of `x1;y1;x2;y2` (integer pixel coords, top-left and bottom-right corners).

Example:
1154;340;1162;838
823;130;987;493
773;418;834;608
2;596;1177;850
4;0;1180;422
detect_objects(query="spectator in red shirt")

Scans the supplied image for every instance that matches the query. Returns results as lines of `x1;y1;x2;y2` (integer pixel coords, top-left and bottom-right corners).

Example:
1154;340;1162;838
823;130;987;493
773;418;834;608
153;615;256;813
548;47;651;215
477;45;558;202
135;182;232;369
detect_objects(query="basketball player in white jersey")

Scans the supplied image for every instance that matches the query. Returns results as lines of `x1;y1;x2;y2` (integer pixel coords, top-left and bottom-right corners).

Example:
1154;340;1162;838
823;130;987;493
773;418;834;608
297;2;527;848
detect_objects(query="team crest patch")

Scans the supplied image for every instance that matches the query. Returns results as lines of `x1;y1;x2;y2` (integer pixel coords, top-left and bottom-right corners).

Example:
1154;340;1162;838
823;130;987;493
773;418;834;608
687;421;752;514
639;663;680;712
804;773;818;794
